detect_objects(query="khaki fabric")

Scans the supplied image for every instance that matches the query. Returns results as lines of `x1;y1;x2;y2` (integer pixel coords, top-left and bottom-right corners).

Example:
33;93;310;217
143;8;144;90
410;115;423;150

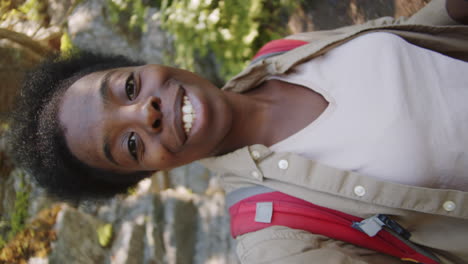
200;1;468;263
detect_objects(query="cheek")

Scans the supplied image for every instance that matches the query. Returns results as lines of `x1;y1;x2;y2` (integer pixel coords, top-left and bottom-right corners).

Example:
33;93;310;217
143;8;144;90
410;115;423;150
144;146;176;170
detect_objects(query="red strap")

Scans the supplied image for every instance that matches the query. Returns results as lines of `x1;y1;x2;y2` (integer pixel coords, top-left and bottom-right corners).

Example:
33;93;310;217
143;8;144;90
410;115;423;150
253;39;308;59
229;192;438;264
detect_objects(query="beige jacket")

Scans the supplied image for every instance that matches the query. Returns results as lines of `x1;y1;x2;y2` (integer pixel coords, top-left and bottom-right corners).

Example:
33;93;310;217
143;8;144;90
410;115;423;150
200;1;468;263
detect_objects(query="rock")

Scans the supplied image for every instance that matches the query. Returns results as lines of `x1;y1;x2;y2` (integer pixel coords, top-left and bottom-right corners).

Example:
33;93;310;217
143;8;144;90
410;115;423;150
109;221;145;264
194;192;238;264
161;188;198;264
49;205;108;264
47;0;74;26
67;0;171;64
98;193;167;264
28;257;49;264
169;163;212;194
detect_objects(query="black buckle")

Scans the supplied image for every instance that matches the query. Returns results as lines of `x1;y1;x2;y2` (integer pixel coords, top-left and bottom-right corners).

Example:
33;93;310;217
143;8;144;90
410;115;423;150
352;214;411;240
376;214;411;240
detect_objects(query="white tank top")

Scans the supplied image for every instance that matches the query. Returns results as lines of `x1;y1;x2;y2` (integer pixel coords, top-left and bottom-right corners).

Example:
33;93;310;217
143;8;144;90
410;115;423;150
270;32;468;191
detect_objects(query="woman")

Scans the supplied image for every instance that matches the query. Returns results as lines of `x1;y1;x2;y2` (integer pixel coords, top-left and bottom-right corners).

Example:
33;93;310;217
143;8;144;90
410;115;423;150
8;0;468;263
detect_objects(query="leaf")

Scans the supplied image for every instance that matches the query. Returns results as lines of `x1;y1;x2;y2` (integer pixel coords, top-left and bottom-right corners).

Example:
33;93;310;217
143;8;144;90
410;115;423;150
60;32;75;53
96;224;113;247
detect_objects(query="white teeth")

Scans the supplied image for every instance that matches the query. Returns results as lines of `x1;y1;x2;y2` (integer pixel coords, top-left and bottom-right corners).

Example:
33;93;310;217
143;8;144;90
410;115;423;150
183;114;193;123
182;95;195;135
182;105;193;114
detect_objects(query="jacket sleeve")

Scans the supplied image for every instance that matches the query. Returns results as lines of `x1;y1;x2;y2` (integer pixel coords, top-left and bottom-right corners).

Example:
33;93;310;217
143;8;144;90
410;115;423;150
235;226;406;264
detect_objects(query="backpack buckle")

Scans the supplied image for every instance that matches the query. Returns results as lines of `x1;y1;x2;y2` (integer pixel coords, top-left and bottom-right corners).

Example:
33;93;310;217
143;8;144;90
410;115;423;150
352;214;411;240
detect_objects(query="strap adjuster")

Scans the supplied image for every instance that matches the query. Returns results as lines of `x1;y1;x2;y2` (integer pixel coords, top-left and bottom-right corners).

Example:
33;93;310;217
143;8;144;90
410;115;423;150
352;214;411;240
255;202;273;223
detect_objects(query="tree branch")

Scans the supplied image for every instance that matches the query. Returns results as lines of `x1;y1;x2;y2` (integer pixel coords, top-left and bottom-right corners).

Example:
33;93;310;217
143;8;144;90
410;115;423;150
0;28;52;56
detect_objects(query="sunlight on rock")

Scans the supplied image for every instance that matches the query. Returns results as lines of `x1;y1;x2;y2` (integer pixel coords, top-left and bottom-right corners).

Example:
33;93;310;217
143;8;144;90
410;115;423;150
164;186;193;201
136;178;152;195
68;8;93;35
163;229;177;264
109;221;145;264
207;255;227;264
28;257;49;264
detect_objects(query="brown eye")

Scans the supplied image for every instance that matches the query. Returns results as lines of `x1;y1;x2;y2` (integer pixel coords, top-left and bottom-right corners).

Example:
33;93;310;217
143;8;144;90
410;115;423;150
128;132;138;160
125;74;137;100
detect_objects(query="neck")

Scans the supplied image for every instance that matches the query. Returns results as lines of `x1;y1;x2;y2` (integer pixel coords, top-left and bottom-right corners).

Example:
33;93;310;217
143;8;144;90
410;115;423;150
213;89;274;155
210;80;329;157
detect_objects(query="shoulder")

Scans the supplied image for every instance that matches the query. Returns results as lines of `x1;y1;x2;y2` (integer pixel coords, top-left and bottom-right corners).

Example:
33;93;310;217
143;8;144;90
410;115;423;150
337;32;407;52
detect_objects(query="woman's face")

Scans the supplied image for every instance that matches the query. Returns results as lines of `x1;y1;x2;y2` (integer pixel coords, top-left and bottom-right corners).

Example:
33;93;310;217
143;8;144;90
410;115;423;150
58;64;233;173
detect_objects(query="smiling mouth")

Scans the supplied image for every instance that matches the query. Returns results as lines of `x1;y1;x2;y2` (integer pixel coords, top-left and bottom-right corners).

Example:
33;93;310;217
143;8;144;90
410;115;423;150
182;95;195;135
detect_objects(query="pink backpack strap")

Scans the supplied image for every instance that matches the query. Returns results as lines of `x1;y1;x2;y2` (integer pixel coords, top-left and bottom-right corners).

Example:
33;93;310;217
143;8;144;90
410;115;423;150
250;39;308;64
228;187;440;264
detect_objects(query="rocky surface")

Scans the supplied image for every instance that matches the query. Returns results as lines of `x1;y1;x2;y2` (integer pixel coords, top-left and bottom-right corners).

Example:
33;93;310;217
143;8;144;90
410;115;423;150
67;0;171;64
27;181;237;264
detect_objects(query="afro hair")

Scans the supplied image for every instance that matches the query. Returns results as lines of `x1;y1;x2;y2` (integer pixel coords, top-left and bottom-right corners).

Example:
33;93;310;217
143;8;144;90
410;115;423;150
8;50;152;201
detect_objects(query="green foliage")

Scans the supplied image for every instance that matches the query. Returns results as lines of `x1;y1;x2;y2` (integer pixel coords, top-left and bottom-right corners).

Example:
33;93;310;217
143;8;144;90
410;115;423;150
127;185;137;195
159;0;297;80
60;32;75;53
105;0;149;41
96;223;113;247
98;0;297;80
1;0;48;25
0;171;30;249
0;123;9;131
17;0;44;22
0;0;20;20
0;237;4;251
0;205;61;262
9;179;29;240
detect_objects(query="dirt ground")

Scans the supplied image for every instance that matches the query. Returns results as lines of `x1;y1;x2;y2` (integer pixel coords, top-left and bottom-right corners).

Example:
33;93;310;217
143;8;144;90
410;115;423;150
289;0;430;33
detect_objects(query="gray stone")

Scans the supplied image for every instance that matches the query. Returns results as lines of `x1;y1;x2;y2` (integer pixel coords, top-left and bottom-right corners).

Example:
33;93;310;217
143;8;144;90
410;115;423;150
193;192;239;264
47;0;74;26
28;257;49;264
161;189;198;264
98;193;167;264
109;221;145;264
27;185;56;221
169;163;212;194
49;205;108;264
67;0;170;64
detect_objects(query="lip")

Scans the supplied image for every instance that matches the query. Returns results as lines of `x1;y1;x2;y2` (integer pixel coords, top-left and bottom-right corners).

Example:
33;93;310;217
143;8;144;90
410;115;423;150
167;84;187;152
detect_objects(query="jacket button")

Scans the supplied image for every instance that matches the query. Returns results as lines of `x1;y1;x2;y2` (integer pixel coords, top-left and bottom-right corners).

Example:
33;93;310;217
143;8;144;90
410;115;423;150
354;185;366;197
443;201;456;212
278;159;289;170
251;150;261;160
251;171;261;180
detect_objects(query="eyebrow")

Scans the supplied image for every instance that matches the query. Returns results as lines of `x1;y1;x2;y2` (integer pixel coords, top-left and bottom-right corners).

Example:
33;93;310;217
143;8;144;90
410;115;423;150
99;70;120;166
99;70;116;105
103;137;120;166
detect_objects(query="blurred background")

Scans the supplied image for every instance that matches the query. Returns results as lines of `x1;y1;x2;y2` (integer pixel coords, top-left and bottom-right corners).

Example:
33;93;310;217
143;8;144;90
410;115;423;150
0;0;427;263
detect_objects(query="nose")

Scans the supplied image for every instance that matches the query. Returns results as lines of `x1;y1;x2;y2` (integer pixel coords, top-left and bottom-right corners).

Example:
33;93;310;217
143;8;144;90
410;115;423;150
140;96;162;133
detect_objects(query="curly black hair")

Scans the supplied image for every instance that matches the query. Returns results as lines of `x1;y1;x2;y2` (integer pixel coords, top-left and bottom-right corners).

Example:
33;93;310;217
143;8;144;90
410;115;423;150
7;50;151;201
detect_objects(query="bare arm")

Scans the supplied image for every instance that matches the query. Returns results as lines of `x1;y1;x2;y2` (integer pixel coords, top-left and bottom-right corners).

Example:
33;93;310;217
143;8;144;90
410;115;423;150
446;0;468;24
